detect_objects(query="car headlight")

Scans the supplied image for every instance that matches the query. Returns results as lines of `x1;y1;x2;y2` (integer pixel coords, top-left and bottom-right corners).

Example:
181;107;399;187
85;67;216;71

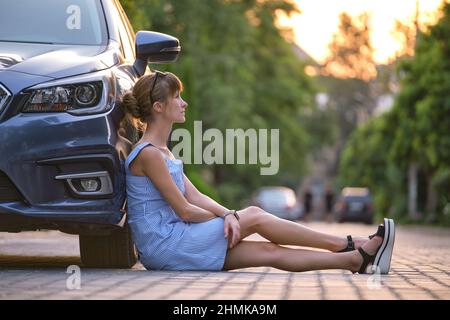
23;81;102;112
22;70;115;115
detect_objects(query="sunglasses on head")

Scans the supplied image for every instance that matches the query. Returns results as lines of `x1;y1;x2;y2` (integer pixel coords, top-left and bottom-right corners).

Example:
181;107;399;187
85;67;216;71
150;70;167;105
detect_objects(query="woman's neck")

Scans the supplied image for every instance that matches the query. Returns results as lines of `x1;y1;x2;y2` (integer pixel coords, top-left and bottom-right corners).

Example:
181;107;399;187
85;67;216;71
141;120;173;148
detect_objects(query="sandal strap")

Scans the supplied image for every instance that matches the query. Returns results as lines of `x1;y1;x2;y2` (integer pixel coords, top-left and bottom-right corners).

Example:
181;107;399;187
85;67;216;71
357;247;375;274
369;224;385;240
338;235;355;252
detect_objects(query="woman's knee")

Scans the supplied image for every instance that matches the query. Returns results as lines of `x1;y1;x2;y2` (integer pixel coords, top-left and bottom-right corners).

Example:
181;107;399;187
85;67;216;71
239;206;266;222
238;206;270;231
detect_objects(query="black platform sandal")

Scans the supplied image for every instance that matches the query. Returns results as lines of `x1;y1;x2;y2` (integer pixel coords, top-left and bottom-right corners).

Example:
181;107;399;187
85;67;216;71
369;224;385;240
353;247;376;274
338;235;355;252
339;223;385;252
352;223;387;274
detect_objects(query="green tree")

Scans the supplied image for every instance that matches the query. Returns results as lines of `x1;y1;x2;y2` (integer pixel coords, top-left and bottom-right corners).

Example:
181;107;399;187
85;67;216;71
319;12;378;178
338;113;404;221
339;3;450;225
324;12;376;81
389;2;450;223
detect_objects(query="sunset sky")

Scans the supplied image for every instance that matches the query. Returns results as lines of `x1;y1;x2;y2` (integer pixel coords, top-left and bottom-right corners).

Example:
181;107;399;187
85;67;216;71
278;0;445;64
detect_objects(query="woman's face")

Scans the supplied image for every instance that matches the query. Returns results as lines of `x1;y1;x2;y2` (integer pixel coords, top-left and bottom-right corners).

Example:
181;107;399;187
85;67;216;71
162;90;188;123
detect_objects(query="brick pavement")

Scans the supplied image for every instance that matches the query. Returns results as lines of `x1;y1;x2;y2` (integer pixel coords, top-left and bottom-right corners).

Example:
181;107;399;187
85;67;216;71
0;222;449;300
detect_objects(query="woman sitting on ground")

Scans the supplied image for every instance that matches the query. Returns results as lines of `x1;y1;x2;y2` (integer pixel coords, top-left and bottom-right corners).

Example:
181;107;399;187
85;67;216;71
121;71;396;274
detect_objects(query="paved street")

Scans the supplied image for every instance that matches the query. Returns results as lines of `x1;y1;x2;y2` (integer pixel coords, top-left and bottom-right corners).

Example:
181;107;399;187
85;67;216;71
0;222;449;300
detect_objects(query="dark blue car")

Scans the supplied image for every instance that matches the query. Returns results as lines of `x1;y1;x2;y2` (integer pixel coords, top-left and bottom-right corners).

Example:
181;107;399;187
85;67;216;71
0;0;181;267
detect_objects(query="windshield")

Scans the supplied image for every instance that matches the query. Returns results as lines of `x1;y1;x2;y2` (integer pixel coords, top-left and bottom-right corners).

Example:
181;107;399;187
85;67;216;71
0;0;106;45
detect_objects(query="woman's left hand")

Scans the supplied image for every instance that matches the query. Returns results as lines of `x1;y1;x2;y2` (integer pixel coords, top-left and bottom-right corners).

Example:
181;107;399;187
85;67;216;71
223;214;241;249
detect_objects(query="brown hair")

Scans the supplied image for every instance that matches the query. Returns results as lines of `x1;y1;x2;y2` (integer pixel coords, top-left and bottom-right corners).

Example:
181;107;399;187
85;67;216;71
121;71;183;130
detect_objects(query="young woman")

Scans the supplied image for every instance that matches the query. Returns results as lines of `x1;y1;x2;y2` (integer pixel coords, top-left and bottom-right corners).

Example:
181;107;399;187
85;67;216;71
121;71;396;273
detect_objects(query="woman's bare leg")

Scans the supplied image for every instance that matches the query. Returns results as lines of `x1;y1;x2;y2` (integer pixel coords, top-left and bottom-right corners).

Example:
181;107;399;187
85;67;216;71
223;241;353;271
237;206;367;252
222;236;383;272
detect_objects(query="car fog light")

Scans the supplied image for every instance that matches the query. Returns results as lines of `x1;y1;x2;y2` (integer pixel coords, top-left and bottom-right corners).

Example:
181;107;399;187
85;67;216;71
55;171;113;197
80;178;100;192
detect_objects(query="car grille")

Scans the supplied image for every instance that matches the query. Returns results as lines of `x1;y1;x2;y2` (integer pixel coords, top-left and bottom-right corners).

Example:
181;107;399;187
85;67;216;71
0;83;12;114
0;171;23;202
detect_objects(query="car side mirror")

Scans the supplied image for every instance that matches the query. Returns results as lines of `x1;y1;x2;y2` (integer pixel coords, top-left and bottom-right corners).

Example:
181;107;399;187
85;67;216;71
133;31;181;76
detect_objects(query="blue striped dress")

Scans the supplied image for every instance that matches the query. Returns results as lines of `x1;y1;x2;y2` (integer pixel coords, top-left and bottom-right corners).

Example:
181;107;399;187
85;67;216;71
125;142;228;271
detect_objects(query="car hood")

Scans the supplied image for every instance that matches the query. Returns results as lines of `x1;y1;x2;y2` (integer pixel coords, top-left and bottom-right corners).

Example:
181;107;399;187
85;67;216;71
0;41;120;79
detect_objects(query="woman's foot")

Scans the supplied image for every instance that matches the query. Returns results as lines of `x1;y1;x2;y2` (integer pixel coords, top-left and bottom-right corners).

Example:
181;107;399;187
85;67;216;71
349;235;383;273
349;219;396;274
335;236;369;252
336;222;388;252
350;236;369;250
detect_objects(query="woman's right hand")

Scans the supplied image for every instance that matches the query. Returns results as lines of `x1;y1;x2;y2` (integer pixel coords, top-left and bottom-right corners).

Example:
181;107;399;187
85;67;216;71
223;214;241;249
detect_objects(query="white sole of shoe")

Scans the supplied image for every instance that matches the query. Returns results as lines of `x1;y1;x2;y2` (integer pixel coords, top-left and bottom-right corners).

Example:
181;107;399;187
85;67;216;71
372;218;395;274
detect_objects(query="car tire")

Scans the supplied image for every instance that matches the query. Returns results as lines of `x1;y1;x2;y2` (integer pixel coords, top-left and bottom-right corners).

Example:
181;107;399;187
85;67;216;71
79;223;138;268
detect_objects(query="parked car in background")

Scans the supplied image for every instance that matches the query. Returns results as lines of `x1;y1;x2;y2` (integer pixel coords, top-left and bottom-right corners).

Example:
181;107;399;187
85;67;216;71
334;187;373;224
0;0;181;268
252;186;303;221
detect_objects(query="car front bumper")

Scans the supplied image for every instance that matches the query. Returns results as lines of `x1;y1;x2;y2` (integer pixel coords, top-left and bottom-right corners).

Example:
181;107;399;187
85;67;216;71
0;109;127;232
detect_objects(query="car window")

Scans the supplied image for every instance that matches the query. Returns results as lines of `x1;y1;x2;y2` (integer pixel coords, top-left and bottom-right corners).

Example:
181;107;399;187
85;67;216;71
114;0;136;56
110;0;134;60
0;0;106;45
117;23;133;59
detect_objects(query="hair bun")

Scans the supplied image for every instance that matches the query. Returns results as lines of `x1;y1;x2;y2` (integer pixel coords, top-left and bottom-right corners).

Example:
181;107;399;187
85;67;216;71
122;91;140;118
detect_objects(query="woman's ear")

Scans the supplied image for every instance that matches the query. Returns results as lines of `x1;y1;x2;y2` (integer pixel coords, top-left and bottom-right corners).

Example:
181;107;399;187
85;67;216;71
152;101;164;113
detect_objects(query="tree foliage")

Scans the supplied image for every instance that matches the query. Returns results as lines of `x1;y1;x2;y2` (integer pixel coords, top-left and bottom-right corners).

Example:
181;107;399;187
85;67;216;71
323;12;376;81
339;3;450;224
317;12;379;178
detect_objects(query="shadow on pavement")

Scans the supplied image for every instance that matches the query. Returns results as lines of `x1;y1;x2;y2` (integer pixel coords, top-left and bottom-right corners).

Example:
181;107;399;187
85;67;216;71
0;255;81;268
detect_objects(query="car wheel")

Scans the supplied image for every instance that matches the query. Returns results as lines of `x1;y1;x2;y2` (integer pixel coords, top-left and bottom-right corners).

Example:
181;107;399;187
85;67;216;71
79;223;138;268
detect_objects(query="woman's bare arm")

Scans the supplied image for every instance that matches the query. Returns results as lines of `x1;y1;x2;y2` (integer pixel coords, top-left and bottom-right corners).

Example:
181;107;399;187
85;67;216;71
183;174;229;217
183;173;241;248
137;147;216;222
